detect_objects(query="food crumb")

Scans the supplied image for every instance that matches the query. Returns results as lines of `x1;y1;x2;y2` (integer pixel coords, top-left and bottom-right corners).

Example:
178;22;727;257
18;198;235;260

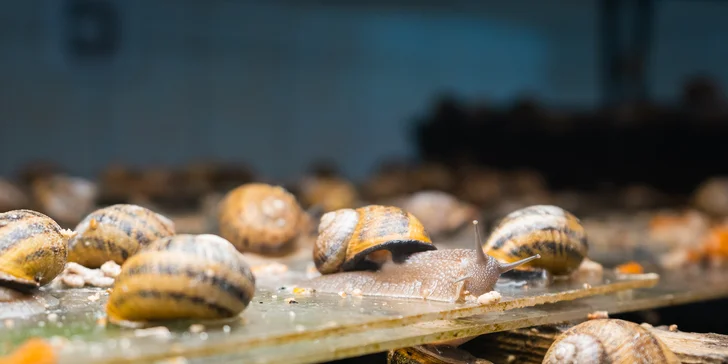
669;324;678;332
134;326;171;338
530;328;539;333
583;283;592;289
96;317;107;327
477;291;502;305
87;292;102;302
189;324;205;333
338;291;347;298
286;297;298;304
47;313;58;322
615;261;644;275
506;354;516;362
293;287;315;295
587;311;609;320
100;261;122;278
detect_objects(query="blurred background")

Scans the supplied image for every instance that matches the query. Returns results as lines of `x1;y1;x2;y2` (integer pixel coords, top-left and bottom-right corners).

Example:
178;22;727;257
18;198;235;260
1;0;726;187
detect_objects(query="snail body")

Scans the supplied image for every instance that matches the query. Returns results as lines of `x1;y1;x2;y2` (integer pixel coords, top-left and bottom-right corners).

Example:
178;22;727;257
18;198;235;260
106;234;256;326
67;204;176;268
218;183;306;256
543;319;679;364
482;205;587;275
306;207;539;302
0;210;74;291
313;205;436;274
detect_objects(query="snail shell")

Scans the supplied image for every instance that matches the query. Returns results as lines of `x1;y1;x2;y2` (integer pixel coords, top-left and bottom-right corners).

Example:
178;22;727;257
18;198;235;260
306;215;540;302
543;319;679;364
217;183;307;256
313;205;436;274
67;204;176;268
482;205;587;275
0;210;74;291
106;234;256;326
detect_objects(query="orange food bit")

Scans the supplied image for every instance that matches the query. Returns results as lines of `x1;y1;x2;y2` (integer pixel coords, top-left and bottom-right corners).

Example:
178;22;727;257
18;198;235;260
704;226;728;258
615;261;644;275
0;338;57;364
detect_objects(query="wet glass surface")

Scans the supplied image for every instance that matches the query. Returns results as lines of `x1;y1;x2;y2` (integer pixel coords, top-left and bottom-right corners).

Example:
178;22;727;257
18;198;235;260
0;259;658;364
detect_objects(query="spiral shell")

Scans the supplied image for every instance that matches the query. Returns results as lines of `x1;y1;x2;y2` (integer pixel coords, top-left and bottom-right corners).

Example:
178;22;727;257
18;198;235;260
0;209;73;291
67;204;176;268
543;319;679;364
217;183;306;255
313;205;436;274
482;205;587;275
106;234;256;325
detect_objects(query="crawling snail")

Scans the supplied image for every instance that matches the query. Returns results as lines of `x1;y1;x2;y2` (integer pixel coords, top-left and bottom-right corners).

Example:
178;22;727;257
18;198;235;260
217;183;309;256
106;234;255;327
67;204;176;268
0;210;75;292
543;319;679;363
482;205;588;276
305;205;540;302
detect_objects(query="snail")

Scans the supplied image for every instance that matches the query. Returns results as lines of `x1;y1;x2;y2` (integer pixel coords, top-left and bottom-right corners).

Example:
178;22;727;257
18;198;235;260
217;183;308;256
0;209;75;292
313;205;437;274
106;234;256;326
67;204;176;268
305;206;540;302
543;319;679;363
482;205;587;276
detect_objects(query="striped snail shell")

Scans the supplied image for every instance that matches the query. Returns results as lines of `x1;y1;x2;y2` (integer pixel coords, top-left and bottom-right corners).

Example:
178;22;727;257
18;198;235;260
0;210;75;292
106;234;255;326
482;205;587;275
543;319;679;364
217;183;306;256
313;205;436;274
67;204;176;268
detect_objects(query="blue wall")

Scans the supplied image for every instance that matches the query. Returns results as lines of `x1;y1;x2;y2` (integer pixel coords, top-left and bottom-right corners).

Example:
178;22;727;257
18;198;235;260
0;1;725;182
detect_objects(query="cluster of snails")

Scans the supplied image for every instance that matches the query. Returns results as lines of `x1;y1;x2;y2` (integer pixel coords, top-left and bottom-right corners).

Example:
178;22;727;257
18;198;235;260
0;200;259;327
300;203;589;302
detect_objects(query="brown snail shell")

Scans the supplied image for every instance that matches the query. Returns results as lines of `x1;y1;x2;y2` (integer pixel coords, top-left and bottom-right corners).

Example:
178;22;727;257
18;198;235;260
217;183;306;256
543;319;679;363
313;205;436;274
0;209;74;291
106;234;255;326
67;204;176;268
482;205;587;276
